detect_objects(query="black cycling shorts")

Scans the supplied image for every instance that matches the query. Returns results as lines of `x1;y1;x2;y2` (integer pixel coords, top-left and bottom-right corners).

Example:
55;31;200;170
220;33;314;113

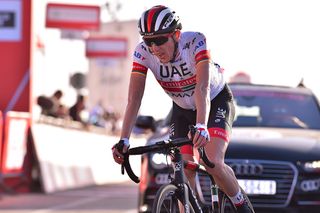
170;84;235;154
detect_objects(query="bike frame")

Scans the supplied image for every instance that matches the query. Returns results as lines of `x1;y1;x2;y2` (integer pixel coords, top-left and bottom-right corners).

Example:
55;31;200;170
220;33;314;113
170;147;219;213
121;136;244;213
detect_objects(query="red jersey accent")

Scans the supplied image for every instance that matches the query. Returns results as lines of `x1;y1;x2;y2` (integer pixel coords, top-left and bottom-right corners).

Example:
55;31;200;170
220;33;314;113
157;75;196;92
184;161;199;171
208;127;229;142
132;62;148;74
195;50;210;63
180;145;193;155
147;8;158;32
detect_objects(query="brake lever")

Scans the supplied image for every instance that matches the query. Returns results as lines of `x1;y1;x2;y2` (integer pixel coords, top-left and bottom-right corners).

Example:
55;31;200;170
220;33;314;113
198;147;215;168
121;163;125;174
115;141;125;174
189;125;215;168
116;141;140;183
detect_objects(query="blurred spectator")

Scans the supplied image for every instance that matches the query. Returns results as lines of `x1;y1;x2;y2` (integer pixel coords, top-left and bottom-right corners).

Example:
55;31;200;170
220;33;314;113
104;108;121;133
50;90;68;118
69;94;86;123
89;101;106;127
37;90;68;118
37;95;53;115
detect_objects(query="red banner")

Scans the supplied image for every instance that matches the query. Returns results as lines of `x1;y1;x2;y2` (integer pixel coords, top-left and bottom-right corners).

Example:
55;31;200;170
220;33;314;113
0;111;2;161
0;0;31;112
46;3;100;30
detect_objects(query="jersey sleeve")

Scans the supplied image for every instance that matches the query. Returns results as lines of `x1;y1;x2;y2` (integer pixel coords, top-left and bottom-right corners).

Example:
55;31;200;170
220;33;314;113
132;43;149;76
191;32;211;65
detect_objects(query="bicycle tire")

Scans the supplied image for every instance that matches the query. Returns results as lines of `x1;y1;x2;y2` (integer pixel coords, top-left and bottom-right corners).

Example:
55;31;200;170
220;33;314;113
152;184;196;213
219;192;237;213
219;188;255;213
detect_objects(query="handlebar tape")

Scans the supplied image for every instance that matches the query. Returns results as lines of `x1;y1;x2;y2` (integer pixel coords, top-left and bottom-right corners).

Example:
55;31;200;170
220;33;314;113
115;141;140;183
122;153;140;183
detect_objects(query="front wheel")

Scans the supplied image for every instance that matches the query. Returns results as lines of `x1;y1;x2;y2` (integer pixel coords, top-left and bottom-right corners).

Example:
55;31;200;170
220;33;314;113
152;184;196;213
219;193;237;213
219;188;254;213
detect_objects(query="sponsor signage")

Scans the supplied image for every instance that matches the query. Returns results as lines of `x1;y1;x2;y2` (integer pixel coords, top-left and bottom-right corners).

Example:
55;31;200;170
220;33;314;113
85;37;127;58
0;11;14;27
0;0;22;41
1;111;30;174
46;3;100;30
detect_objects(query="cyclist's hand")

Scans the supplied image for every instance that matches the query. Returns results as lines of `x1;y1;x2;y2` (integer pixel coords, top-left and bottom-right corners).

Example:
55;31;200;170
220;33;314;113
192;123;210;148
112;138;130;164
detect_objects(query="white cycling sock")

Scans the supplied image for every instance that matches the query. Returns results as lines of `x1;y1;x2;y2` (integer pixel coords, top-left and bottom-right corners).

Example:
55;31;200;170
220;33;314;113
229;188;245;206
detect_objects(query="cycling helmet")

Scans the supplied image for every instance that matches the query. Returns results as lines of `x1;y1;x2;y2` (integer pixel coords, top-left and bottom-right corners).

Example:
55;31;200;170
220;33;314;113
138;5;182;36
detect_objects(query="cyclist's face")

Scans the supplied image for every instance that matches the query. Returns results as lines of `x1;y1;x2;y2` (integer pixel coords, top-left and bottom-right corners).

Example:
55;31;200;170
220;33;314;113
143;32;177;63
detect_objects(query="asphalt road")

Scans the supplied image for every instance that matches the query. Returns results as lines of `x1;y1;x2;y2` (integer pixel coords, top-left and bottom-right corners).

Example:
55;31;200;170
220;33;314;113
0;181;138;213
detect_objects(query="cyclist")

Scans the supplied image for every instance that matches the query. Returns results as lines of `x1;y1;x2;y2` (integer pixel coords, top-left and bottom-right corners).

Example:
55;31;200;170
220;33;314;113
112;5;253;213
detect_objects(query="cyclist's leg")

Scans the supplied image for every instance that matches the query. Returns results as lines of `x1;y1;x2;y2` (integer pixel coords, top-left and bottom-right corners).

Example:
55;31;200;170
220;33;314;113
202;137;239;197
204;140;253;212
182;152;196;189
203;85;238;196
203;85;254;212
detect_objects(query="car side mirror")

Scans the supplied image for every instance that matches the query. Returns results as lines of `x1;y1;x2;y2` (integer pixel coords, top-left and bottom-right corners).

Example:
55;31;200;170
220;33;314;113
135;115;156;132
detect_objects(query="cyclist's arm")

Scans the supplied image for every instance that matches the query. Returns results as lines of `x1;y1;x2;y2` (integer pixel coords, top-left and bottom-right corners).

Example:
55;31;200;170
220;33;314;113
194;60;210;125
120;73;147;139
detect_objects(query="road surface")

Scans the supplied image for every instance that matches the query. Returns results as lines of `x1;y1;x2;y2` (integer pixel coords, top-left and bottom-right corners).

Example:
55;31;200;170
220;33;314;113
0;181;138;213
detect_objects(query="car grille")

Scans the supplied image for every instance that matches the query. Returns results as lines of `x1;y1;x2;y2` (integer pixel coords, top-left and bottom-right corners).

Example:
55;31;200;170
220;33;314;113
196;159;298;208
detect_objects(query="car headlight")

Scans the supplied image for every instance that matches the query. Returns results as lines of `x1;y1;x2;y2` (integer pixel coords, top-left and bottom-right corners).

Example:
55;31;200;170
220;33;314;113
150;153;171;169
302;160;320;172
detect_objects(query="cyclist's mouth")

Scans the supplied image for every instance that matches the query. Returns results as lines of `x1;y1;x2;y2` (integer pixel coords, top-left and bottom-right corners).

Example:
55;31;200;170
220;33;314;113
159;54;167;61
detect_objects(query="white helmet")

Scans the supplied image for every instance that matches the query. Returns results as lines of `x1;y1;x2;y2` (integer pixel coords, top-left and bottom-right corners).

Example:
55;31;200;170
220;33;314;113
138;5;182;36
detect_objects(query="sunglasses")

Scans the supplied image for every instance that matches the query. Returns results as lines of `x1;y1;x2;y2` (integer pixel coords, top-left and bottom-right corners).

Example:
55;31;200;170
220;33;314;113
143;33;173;47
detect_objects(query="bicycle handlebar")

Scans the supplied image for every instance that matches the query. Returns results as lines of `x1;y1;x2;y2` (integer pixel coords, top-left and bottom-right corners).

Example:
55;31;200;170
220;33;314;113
122;137;215;183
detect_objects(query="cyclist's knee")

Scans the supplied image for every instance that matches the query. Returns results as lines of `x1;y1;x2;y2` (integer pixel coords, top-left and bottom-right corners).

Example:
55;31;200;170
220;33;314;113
205;158;225;175
184;168;196;189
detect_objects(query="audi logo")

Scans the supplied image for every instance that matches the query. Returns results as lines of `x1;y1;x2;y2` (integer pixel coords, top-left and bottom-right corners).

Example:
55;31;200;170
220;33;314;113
230;163;264;176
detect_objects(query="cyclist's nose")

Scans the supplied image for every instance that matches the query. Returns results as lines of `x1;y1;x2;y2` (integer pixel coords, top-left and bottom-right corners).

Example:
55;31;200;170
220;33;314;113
150;43;161;51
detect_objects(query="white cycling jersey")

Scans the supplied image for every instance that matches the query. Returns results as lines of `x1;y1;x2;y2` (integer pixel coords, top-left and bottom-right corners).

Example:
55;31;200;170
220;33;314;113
132;31;226;110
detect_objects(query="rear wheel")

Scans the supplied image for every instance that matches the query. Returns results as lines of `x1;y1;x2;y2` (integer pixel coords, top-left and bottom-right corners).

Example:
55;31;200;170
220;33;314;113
152;184;196;213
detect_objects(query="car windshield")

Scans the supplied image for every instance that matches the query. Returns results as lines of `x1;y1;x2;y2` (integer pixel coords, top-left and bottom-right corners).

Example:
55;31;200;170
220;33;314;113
232;89;320;129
